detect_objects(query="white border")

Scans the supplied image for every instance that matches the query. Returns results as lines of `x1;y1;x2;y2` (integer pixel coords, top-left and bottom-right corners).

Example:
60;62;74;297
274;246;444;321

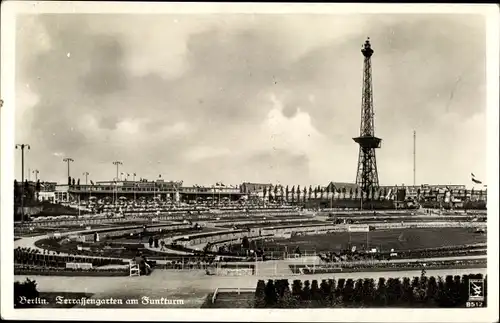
1;2;499;322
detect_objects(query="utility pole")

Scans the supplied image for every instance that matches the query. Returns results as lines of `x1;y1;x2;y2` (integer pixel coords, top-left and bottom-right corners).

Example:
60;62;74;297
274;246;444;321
63;157;74;183
32;169;39;182
413;130;416;186
16;144;30;224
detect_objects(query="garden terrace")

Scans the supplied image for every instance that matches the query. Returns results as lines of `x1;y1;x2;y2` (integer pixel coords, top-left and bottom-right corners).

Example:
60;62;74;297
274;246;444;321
251;273;487;308
33;236;191;259
72;223;193;241
257;227;487;254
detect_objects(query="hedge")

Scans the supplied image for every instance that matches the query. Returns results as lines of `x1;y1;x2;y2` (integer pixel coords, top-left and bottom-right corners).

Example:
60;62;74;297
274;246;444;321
254;273;487;308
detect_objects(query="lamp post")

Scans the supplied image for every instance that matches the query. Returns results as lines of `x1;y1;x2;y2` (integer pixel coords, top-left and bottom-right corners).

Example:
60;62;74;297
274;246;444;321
16;144;30;224
83;172;90;200
63;157;74;184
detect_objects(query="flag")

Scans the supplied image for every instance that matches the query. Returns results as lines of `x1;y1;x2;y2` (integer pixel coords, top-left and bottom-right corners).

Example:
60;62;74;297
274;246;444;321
471;173;482;184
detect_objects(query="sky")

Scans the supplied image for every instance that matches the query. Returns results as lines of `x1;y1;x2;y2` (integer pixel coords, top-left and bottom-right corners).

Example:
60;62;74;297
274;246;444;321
14;13;487;187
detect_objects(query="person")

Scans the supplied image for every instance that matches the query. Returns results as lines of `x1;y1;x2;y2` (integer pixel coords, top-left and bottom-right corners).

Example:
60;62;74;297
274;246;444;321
148;236;154;248
154;236;159;248
160;240;165;251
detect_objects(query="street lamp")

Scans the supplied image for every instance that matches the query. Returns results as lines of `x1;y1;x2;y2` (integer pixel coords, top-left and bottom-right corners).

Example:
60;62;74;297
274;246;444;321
112;161;123;181
63;158;74;184
16;144;30;224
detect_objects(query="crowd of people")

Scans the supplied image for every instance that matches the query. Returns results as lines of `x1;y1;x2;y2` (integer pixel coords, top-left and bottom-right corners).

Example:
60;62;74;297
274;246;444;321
300;258;486;274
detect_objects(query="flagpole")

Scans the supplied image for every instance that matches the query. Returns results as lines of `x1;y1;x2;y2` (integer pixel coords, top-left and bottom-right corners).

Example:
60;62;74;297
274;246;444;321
133;173;136;204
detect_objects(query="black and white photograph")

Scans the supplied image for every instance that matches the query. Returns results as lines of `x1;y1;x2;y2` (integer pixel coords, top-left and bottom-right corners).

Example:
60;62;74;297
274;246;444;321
1;2;498;322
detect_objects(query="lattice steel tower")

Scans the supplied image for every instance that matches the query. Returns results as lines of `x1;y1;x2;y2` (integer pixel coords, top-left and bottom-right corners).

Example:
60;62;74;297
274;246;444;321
353;38;382;198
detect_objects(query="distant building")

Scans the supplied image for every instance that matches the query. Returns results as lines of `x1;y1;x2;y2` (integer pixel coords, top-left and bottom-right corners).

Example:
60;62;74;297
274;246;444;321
240;182;272;194
326;182;359;192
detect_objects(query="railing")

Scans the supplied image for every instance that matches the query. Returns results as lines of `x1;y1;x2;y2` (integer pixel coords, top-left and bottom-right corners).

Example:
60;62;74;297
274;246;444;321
211;288;219;304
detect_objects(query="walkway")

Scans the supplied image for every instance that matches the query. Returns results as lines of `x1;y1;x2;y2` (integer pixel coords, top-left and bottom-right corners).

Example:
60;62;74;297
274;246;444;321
14;267;487;298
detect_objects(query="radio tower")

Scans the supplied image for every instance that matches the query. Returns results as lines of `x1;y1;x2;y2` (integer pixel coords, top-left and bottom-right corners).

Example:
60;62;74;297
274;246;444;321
353;38;382;200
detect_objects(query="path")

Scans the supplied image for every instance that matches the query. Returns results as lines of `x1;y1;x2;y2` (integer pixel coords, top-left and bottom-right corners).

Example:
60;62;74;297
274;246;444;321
14;267;487;296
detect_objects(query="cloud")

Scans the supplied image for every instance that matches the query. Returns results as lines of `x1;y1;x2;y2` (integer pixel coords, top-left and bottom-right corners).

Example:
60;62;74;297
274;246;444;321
15;13;486;186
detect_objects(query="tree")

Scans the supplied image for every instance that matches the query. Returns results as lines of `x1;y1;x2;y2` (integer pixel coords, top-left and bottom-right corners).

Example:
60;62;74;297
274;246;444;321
319;279;330;307
68;176;72;186
297;185;301;202
264;279;278;307
308;186;313;200
14;180;20;204
343;279;355;306
349;188;354;199
310;280;322;307
291;186;295;203
301;280;312;307
303;187;307;204
327;279;337;307
77;178;80;186
72;178;76;186
274;185;278;201
254;280;266;308
353;279;364;305
336;278;346;301
361;278;375;306
436;276;446;307
263;187;267;201
451;275;461;307
285;185;289;202
313;187;318;199
291;280;303;306
14;278;40;308
402;277;413;305
325;186;330;199
277;280;293;308
426;276;439;306
375;277;388;306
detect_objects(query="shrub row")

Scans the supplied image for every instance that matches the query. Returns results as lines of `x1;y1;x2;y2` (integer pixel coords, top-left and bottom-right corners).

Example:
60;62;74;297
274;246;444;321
254;273;487;308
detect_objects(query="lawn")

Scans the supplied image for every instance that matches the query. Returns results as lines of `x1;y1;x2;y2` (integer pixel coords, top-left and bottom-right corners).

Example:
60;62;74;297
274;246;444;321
259;227;486;253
